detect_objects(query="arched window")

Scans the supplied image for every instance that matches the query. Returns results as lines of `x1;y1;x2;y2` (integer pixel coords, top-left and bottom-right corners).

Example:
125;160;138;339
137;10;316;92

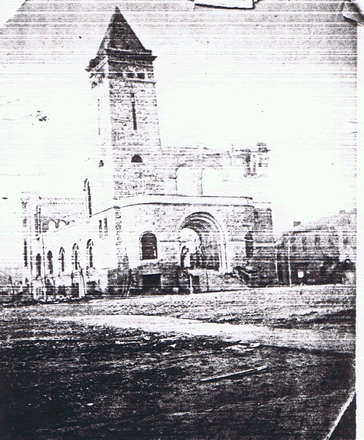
245;232;254;258
35;254;42;278
140;232;158;260
47;251;53;274
87;239;94;268
84;179;92;217
131;154;143;163
72;244;80;271
59;248;65;273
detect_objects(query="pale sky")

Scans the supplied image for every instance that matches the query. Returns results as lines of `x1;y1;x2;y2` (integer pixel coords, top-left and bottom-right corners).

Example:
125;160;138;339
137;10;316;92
0;0;360;269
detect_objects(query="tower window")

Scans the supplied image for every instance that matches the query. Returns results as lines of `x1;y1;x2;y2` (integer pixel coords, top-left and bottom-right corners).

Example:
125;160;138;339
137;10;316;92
137;73;145;79
84;179;92;217
131;154;143;163
141;232;158;260
24;240;28;268
131;93;137;130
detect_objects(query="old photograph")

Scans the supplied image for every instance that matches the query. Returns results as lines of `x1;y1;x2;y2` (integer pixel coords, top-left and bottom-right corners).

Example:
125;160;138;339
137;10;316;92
0;0;358;438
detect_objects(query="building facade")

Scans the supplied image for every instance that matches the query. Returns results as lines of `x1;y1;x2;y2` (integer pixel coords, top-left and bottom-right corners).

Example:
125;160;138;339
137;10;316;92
276;210;356;286
22;9;277;298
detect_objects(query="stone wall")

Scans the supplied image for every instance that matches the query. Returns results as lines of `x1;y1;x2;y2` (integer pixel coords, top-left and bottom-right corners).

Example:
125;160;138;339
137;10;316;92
110;197;276;293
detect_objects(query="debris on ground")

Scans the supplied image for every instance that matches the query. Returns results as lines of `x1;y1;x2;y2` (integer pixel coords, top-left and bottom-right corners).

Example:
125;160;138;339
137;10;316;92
200;365;269;382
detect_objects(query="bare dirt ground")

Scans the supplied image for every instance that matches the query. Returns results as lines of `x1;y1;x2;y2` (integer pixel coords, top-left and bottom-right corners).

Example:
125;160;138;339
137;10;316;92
0;286;355;439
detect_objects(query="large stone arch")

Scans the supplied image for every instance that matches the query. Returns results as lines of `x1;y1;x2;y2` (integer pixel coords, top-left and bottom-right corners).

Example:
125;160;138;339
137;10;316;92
179;212;228;272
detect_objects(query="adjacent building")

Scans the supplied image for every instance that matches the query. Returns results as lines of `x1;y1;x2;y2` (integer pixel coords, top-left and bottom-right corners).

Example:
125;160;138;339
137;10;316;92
276;210;356;286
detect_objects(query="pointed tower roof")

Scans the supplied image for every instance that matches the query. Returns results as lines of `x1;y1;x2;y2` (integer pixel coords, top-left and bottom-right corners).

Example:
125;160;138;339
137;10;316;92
87;8;155;71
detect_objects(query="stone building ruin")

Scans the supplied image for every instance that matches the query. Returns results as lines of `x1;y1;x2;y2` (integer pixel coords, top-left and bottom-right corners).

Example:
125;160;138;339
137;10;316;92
22;9;276;298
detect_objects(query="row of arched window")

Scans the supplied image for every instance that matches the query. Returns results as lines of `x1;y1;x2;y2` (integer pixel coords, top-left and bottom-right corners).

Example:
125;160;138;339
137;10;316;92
29;231;255;277
31;233;157;279
33;240;94;278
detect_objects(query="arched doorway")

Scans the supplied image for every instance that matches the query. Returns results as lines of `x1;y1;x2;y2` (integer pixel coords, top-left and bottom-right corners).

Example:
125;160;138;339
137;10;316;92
180;212;227;272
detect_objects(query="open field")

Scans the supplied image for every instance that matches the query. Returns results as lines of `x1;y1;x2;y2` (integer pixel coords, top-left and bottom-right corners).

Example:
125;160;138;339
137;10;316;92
0;285;355;439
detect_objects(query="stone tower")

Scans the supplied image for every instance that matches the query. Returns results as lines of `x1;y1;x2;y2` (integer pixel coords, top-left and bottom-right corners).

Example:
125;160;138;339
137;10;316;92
86;9;164;214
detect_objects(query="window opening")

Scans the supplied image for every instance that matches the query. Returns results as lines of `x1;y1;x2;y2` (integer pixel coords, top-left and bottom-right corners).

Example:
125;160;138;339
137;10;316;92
302;236;307;251
84;179;92;217
99;220;103;238
87;239;94;268
131;154;143;163
72;244;79;271
137;73;145;79
250;153;257;175
24;240;28;267
141;232;158;260
315;235;320;249
245;232;254;258
131;93;137;130
47;251;53;274
291;236;296;252
35;206;41;236
59;248;65;272
104;218;108;237
36;254;41;278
